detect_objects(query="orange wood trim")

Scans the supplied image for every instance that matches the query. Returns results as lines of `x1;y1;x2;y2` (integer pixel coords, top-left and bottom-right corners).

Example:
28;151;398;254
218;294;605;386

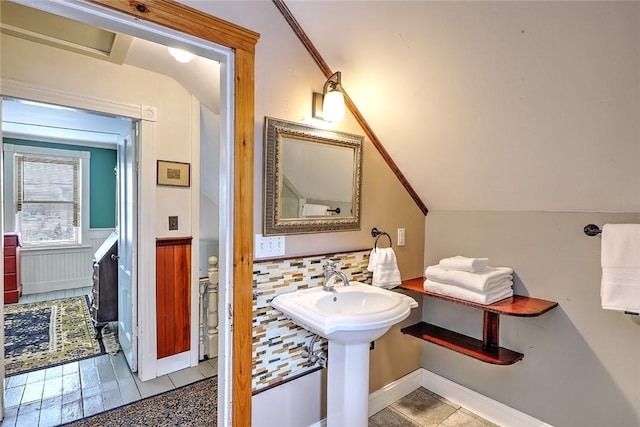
84;2;258;425
271;0;429;216
86;0;259;53
232;47;256;425
156;236;193;247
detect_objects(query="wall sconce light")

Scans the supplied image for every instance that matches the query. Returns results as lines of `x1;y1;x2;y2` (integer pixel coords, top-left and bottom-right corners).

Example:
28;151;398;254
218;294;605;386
312;71;345;122
168;47;195;63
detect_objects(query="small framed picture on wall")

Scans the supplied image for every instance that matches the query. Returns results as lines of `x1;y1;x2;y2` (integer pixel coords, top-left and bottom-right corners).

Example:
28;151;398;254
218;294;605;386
157;160;190;187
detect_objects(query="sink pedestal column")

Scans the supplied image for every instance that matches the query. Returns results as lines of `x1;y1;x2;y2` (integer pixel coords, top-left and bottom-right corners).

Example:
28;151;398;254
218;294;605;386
327;341;370;427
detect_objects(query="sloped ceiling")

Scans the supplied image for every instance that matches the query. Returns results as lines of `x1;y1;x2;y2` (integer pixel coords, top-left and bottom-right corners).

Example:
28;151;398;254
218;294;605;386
0;1;221;114
193;1;640;213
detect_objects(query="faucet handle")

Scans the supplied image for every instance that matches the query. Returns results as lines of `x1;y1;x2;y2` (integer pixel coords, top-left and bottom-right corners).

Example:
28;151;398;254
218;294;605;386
325;260;342;270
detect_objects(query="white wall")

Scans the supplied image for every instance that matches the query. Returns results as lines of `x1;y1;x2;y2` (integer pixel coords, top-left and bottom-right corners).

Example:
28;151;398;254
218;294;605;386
252;370;325;427
0;34;194;238
199;104;220;242
424;211;640;426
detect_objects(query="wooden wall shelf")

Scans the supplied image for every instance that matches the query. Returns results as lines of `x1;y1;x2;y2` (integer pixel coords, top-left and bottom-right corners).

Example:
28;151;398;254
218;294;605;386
399;277;558;365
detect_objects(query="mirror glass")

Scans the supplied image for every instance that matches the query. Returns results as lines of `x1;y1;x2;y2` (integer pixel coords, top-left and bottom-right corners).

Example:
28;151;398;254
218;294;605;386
264;117;363;235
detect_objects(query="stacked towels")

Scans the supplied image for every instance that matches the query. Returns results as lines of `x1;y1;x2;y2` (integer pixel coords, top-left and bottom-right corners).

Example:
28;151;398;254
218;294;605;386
424;256;513;305
367;247;402;289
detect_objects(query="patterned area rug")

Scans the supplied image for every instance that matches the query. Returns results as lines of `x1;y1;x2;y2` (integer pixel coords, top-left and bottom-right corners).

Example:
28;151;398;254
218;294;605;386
4;296;114;377
64;377;218;427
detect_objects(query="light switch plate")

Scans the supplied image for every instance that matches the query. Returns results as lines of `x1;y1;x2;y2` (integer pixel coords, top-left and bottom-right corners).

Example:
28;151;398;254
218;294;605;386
397;228;406;246
169;216;178;230
255;233;285;258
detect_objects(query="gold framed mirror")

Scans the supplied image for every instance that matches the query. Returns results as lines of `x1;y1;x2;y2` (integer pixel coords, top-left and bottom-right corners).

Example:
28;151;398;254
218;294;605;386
263;117;363;235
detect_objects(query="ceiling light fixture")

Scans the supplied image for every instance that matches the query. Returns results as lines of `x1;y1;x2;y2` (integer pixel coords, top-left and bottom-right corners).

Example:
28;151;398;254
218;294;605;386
312;71;345;122
168;46;195;63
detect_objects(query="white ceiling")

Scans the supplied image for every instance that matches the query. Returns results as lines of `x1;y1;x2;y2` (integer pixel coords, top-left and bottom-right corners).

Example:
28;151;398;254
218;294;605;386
126;38;221;114
0;1;221;114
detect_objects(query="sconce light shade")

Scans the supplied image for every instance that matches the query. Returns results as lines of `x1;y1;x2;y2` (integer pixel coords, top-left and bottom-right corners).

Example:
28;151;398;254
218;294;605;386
168;47;195;63
312;71;345;122
322;90;345;122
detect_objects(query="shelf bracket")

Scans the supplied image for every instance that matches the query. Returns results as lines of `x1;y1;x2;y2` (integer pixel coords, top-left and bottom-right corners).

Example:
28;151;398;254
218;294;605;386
482;311;500;352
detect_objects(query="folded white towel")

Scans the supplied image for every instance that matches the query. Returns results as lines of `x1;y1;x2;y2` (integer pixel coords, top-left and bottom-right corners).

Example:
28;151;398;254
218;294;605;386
301;203;329;217
367;247;402;289
439;256;489;273
600;224;640;312
424;279;513;305
424;265;513;292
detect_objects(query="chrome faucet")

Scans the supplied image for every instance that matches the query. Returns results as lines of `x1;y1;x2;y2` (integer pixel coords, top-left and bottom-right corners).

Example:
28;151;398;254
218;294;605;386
323;260;350;292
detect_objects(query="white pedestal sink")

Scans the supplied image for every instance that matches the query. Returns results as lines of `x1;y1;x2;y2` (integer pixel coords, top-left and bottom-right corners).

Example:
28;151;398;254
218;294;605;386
272;282;418;427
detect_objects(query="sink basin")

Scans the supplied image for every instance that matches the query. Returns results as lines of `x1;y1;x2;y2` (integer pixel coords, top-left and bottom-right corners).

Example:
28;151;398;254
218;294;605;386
273;280;418;426
272;281;418;343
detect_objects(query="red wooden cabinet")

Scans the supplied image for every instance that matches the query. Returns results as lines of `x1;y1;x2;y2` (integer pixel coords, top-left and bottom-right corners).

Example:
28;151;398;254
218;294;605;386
4;233;22;304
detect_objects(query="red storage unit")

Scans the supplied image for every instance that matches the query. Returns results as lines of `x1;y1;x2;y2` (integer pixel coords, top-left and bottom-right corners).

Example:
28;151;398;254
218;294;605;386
4;233;22;304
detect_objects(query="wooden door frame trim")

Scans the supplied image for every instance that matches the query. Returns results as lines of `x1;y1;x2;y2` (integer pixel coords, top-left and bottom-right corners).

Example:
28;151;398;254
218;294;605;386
271;0;428;215
85;1;258;426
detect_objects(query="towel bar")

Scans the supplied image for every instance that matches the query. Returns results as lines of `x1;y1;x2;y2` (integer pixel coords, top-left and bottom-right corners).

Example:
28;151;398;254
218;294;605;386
371;227;392;248
584;224;602;237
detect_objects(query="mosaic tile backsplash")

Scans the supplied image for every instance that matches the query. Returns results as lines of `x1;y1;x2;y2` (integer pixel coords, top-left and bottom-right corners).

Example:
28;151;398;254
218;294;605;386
252;250;372;392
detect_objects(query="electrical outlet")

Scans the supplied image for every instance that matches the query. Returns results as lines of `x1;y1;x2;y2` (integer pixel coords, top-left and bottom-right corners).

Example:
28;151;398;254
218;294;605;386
168;216;178;230
397;228;406;246
255;233;285;258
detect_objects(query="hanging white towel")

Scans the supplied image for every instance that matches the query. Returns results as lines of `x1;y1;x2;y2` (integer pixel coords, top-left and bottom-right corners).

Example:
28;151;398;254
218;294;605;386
438;256;489;273
600;224;640;312
367;247;402;289
424;265;513;293
301;204;329;217
424;279;513;305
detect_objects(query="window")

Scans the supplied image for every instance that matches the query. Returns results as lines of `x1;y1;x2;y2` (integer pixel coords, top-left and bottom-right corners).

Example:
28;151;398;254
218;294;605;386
16;154;81;246
3;143;90;248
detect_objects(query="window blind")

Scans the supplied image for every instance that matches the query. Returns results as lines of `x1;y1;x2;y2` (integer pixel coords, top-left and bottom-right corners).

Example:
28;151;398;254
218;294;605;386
16;154;81;245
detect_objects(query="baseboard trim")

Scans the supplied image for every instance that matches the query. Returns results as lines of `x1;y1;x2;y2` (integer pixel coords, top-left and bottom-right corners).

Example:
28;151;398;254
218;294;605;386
23;278;92;295
156;352;191;377
368;369;422;416
420;369;552;427
309;367;551;427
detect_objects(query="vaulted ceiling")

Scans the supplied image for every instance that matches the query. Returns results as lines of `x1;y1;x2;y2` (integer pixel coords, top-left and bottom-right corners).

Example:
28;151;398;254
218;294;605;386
197;1;640;214
3;1;639;214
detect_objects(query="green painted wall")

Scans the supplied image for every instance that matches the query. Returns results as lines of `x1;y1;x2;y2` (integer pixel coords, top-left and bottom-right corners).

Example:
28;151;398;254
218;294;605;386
4;138;117;229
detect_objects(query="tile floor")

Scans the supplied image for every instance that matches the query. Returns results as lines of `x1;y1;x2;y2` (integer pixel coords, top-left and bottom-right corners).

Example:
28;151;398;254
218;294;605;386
3;288;495;427
2;288;218;427
369;387;498;427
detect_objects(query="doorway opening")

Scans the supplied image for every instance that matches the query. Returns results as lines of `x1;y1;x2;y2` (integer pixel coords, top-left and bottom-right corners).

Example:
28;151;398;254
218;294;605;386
0;0;248;424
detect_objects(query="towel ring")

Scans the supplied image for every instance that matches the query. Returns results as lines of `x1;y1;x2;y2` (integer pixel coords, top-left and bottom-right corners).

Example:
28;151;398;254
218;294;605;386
371;227;393;248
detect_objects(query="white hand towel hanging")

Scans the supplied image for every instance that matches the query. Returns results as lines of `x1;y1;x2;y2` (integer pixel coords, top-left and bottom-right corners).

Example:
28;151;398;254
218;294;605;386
600;224;640;313
301;203;329;217
367;247;401;289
